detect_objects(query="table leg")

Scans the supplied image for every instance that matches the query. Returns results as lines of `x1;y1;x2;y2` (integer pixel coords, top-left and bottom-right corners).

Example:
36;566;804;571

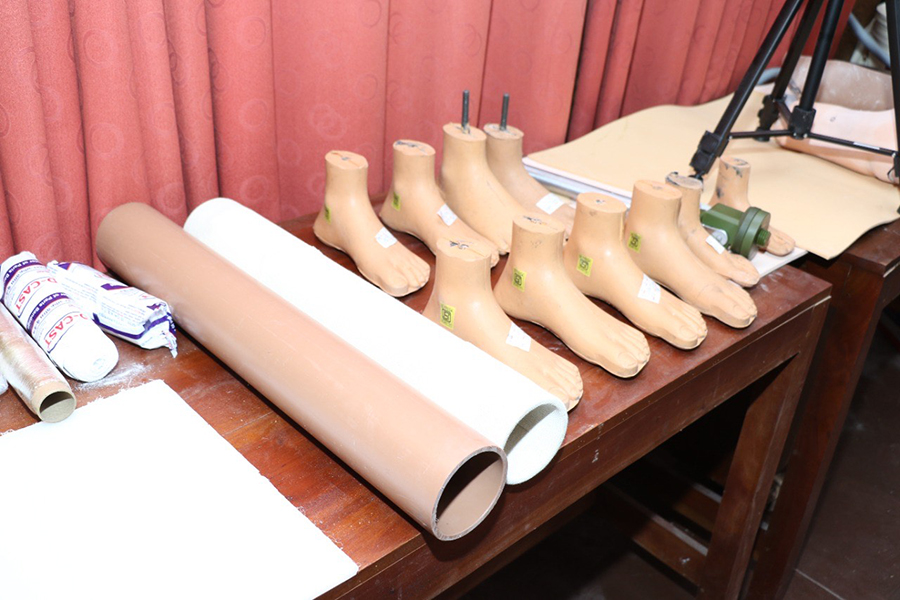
698;300;828;600
748;262;895;599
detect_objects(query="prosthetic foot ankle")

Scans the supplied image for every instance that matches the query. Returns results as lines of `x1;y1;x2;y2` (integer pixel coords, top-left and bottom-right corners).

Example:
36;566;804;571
440;123;525;254
493;214;650;377
424;238;583;410
563;193;707;350
624;181;757;329
713;157;795;256
666;173;760;287
314;151;430;297
484;123;574;234
379;140;499;267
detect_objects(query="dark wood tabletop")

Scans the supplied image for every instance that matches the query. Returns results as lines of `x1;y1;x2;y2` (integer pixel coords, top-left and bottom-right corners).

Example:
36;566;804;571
0;209;831;599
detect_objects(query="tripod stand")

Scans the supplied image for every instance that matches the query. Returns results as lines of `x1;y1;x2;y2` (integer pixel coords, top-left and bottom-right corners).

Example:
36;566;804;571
689;0;900;181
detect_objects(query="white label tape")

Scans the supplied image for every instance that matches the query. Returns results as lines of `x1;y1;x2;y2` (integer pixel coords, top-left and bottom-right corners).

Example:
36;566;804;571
436;204;458;226
638;274;661;304
505;322;532;352
705;234;726;254
535;193;565;215
375;227;397;248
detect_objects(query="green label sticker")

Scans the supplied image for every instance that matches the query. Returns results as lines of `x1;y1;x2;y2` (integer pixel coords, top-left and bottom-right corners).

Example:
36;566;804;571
576;254;593;277
512;268;526;291
627;232;642;252
324;204;332;223
439;302;455;330
391;191;401;211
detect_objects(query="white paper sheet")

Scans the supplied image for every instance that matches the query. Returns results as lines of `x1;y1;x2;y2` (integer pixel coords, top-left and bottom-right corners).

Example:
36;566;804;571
0;380;358;600
185;199;568;485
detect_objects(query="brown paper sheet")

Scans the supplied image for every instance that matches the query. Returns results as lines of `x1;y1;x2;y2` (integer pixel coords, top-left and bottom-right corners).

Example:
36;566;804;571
529;92;900;259
96;203;506;541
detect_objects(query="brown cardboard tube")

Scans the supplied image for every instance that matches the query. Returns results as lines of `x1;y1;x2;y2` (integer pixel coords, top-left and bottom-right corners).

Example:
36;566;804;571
96;203;506;540
0;304;76;423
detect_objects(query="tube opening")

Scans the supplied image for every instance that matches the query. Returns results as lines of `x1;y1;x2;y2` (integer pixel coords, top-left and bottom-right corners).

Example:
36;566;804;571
433;449;506;541
39;390;76;423
504;403;568;485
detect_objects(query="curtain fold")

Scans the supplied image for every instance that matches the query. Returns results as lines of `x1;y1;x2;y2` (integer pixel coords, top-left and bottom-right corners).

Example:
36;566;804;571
569;0;802;140
0;0;840;266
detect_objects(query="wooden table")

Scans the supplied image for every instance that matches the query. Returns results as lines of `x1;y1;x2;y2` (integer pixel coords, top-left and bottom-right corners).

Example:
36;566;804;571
0;212;829;599
747;218;900;599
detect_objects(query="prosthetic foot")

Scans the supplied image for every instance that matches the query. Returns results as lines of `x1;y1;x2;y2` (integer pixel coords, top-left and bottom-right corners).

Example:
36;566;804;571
666;173;760;287
624;181;757;329
379;140;499;267
314;151;430;297
424;237;583;410
713;157;795;256
484;123;574;234
493;214;650;377
440;123;524;254
563;193;707;350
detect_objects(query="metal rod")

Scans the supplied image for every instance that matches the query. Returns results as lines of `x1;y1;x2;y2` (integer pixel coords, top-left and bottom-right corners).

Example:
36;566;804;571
461;90;470;133
500;93;510;131
807;132;897;156
887;0;900;179
757;0;827;133
689;0;806;176
730;130;793;139
797;0;845;113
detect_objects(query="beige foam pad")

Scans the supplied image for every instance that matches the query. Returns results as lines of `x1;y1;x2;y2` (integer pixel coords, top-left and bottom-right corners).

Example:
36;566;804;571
529;91;900;259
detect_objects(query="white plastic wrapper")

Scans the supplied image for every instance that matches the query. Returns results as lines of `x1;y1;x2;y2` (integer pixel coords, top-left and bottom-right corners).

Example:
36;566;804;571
1;252;118;382
48;261;177;357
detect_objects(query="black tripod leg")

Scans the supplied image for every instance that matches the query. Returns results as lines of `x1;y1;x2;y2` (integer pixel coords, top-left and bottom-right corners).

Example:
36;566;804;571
887;0;900;181
789;0;845;137
757;0;827;135
690;0;806;177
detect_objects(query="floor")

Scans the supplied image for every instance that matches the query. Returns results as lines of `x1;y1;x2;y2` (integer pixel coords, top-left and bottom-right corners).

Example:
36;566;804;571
465;322;900;599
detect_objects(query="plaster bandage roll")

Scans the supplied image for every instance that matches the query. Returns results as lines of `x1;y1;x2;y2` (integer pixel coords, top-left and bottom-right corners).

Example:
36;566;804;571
185;198;569;485
96;203;506;541
0;252;118;382
0;304;75;422
47;261;178;356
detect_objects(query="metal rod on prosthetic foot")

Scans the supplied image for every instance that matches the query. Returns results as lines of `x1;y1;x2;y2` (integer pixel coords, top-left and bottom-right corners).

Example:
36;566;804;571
461;90;470;134
500;93;510;132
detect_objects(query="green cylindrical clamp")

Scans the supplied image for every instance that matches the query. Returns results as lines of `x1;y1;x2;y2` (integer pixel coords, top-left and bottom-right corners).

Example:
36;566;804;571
700;204;771;258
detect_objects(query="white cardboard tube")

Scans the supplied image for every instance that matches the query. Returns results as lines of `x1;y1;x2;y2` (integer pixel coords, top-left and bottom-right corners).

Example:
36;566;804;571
185;198;569;485
96;203;506;541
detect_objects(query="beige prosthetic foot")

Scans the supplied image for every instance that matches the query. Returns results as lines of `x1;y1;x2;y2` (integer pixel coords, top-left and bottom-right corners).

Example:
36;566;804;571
314;151;430;297
424;238;583;410
713;157;796;256
440;123;525;254
666;173;760;287
563;193;707;350
624;181;758;329
493;214;650;377
484;123;574;234
379;140;499;267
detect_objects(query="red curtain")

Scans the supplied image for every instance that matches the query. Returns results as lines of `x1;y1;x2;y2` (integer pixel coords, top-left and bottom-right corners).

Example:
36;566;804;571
568;0;800;140
0;0;586;266
0;0;843;266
